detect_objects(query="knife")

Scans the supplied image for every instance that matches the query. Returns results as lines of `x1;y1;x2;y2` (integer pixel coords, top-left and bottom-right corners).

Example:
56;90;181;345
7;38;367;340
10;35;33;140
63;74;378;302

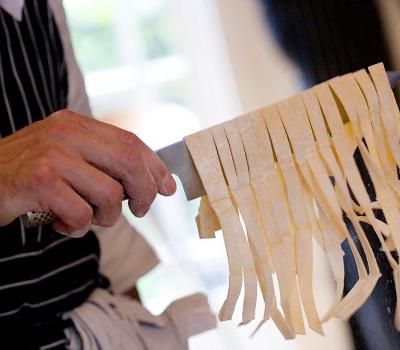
20;71;400;228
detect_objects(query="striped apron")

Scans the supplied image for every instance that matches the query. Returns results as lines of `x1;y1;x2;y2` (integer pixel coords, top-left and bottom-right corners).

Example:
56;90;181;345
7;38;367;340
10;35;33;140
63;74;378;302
0;1;105;348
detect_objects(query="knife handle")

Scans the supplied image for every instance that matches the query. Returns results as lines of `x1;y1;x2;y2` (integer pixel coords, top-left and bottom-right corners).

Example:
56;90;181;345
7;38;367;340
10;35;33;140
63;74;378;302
20;211;56;228
21;192;129;228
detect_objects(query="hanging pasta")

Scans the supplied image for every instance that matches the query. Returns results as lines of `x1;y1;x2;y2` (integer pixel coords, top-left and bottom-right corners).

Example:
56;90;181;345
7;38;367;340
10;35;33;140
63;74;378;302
184;62;400;338
185;130;243;322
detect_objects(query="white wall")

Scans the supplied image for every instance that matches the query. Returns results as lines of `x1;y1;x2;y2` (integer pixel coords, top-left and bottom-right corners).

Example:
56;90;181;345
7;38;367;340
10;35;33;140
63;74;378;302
214;0;300;113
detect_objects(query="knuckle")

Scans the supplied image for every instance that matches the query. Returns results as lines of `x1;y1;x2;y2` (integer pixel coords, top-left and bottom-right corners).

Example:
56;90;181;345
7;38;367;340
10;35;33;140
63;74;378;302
31;161;57;188
47;110;67;124
52;109;76;119
118;129;139;145
148;181;158;198
142;183;158;206
122;148;140;168
148;187;158;204
103;183;124;207
38;144;64;161
155;162;169;178
46;123;71;139
74;205;93;228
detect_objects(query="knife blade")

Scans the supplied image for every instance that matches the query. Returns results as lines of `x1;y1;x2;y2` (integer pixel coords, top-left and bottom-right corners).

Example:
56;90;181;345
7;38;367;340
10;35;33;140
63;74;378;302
21;70;400;227
156;140;205;200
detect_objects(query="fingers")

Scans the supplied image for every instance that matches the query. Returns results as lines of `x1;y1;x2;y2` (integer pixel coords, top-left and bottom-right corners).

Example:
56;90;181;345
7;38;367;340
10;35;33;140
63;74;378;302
1;110;176;232
141;146;176;196
124;157;158;217
30;165;93;236
44;124;173;215
84;119;177;196
51;110;176;196
48;148;124;227
42;110;176;218
50;188;92;237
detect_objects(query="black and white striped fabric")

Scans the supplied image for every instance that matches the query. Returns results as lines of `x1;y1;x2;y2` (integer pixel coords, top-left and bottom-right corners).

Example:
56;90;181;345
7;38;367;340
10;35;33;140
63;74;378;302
0;1;104;348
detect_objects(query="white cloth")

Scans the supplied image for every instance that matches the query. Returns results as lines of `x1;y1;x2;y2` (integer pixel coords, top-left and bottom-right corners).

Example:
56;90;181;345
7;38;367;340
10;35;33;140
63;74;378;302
64;289;217;350
93;218;159;294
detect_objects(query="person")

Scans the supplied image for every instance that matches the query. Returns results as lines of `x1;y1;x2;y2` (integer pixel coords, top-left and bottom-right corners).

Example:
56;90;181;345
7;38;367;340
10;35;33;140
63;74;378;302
0;1;215;349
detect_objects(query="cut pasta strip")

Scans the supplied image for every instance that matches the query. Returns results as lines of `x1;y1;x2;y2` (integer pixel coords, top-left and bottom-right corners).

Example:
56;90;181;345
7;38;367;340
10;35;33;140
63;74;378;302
369;63;400;169
215;120;283;325
317;204;345;308
235;111;296;336
330;75;400;233
276;94;376;322
260;106;307;334
185;130;244;321
333;72;400;330
303;89;352;210
354;69;400;197
196;196;218;239
260;106;322;334
330;74;400;260
237;111;297;335
249;235;295;339
314;82;380;320
302;88;383;315
211;124;260;324
304;186;325;250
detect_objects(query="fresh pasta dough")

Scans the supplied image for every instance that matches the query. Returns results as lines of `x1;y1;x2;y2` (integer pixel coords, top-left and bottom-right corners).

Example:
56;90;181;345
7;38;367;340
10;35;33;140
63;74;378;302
184;63;400;337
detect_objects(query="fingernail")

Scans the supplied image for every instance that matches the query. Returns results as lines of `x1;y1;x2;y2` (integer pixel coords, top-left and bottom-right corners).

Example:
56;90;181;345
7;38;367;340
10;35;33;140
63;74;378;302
54;222;90;238
69;231;87;238
161;174;176;195
55;229;86;238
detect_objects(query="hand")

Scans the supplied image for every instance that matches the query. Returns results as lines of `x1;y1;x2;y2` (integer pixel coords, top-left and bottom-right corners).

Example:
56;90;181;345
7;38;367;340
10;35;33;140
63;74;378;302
0;109;176;236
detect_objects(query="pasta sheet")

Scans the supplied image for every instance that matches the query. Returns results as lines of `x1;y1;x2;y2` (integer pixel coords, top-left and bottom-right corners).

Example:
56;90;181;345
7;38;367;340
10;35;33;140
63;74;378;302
185;62;400;337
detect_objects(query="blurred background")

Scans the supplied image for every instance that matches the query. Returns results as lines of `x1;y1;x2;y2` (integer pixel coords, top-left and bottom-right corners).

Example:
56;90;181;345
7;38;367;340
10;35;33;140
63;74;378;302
62;0;400;349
